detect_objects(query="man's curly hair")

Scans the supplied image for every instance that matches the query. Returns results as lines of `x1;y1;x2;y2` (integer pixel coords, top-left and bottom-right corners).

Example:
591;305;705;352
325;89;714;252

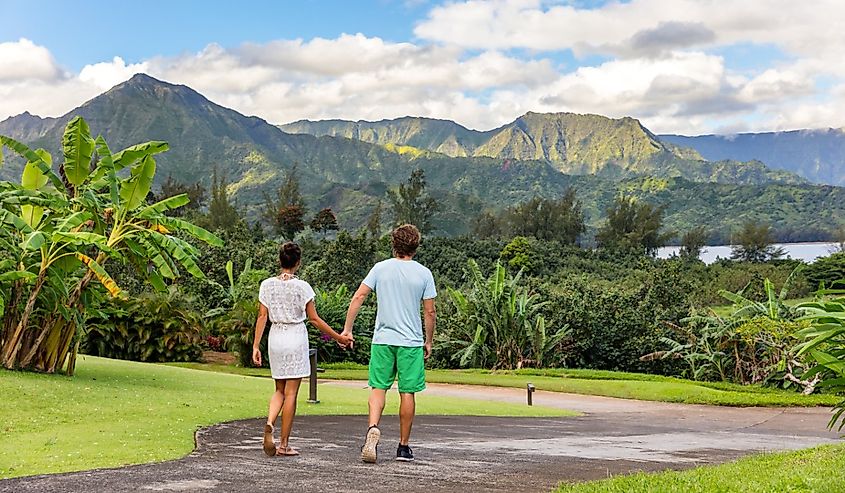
391;224;421;257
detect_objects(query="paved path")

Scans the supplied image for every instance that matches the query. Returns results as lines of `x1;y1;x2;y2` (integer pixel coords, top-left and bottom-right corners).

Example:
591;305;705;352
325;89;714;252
1;381;840;493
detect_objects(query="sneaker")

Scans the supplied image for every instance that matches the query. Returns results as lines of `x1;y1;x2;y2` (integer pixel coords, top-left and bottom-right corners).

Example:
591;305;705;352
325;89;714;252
395;444;414;462
361;426;380;463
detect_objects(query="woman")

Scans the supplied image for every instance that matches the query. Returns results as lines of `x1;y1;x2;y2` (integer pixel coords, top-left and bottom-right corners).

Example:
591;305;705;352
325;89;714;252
253;241;352;456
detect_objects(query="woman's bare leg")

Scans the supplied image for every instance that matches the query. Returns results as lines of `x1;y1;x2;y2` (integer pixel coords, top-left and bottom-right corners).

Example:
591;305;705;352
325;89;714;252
279;378;302;450
267;379;286;427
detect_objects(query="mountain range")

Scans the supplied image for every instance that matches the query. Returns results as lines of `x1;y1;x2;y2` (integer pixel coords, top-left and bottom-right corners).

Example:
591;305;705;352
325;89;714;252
0;73;843;242
660;130;845;186
281;114;804;185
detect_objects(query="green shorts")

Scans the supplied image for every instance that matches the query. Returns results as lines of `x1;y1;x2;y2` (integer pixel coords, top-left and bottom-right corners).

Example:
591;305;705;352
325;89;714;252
368;344;426;394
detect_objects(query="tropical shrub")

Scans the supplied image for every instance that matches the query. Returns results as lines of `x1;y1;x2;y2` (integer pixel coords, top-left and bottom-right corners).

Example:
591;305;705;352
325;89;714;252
213;262;271;367
646;270;815;390
83;289;203;362
0;117;221;374
796;287;845;428
441;260;568;369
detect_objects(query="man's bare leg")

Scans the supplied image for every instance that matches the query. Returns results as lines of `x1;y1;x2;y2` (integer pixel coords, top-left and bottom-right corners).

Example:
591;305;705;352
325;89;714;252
399;392;415;446
368;388;386;426
362;388;386;463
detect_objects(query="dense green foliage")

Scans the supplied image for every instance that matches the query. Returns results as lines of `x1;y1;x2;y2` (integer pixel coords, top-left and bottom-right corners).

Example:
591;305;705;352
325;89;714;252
805;252;845;289
84;289;202;362
387;169;438;232
796;288;845;429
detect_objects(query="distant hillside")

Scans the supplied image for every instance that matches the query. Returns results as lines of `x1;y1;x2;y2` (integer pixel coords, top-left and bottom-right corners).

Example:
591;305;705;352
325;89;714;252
660;129;845;186
281;113;805;185
0;74;841;240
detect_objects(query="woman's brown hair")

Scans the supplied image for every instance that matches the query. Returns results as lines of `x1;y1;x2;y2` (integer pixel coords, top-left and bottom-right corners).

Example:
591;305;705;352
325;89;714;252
279;241;302;269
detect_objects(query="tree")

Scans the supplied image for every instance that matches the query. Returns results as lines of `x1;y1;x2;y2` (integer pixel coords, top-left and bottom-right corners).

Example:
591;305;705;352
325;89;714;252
679;226;708;260
472;210;504;239
500;236;535;273
264;165;307;236
155;174;206;217
832;224;845;254
0;117;221;374
366;199;383;238
595;196;672;255
505;189;585;245
730;221;785;263
204;168;241;231
388;169;438;233
310;208;339;236
277;205;306;240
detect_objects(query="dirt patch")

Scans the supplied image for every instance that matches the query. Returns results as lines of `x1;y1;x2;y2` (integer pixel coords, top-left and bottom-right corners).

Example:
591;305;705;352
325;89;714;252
200;351;236;365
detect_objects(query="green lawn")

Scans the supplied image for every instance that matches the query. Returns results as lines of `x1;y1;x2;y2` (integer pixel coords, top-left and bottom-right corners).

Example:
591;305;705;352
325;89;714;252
0;356;570;479
556;444;845;493
170;362;840;407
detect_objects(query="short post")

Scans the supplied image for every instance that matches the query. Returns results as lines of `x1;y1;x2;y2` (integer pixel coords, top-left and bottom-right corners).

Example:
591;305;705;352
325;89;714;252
307;349;319;404
527;383;535;406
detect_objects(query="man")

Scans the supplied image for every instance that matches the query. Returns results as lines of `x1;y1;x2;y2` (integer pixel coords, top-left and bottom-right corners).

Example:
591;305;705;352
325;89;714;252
342;224;436;463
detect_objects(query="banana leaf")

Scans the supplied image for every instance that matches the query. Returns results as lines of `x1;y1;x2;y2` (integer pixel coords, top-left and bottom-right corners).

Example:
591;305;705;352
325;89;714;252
75;253;122;298
0;136;65;192
94;136;119;205
61;117;95;186
119;155;156;211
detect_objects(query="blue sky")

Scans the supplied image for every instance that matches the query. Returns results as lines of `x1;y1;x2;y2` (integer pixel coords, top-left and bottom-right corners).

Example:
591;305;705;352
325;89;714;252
5;0;430;70
1;0;842;134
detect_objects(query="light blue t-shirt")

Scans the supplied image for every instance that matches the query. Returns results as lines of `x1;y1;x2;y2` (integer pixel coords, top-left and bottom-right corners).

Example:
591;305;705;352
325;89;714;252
362;258;437;347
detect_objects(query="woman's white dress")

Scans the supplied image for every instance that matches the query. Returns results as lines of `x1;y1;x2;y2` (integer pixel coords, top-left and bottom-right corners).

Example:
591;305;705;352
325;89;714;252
258;276;316;380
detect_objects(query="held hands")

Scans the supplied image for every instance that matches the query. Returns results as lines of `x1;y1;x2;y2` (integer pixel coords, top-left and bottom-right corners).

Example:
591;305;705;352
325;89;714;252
337;328;354;350
252;347;262;366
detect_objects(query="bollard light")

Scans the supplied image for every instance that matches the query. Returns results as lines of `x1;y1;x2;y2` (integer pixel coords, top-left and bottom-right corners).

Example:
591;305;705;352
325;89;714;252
307;349;320;404
527;383;536;406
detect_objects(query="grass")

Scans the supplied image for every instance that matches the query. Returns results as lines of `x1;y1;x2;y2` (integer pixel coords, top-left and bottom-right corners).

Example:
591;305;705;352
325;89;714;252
556;444;845;493
169;362;841;407
0;356;571;479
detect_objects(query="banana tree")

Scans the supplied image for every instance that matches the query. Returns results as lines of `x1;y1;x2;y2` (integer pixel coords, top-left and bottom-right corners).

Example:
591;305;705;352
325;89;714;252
443;260;566;369
0;116;222;374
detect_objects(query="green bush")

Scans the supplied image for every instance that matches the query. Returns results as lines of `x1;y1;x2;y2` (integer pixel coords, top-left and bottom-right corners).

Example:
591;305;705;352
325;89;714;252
83;290;203;362
309;285;375;365
542;263;691;373
805;252;845;289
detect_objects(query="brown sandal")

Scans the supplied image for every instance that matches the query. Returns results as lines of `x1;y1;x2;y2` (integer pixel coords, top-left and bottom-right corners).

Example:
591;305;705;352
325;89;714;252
263;424;277;457
277;446;300;456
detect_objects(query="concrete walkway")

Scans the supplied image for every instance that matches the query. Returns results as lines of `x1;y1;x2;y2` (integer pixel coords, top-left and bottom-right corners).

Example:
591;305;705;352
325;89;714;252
1;381;840;493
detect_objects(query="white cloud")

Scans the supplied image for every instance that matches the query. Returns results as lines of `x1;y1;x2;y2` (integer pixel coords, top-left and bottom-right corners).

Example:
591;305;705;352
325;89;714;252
1;10;844;137
0;38;62;81
79;56;148;90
